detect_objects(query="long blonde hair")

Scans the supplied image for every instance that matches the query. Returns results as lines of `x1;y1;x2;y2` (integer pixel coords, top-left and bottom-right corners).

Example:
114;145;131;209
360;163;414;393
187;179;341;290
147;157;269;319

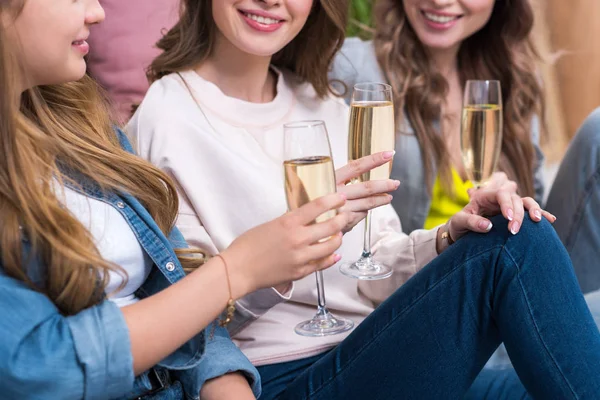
374;0;546;196
0;1;202;316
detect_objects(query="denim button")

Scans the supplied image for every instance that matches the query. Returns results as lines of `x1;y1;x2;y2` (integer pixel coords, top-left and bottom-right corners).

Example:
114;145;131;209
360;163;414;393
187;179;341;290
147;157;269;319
165;262;175;272
116;202;125;209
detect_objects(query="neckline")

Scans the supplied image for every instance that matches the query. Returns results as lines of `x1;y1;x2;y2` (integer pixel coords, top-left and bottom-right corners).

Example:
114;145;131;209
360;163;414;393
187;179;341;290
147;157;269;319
177;67;295;128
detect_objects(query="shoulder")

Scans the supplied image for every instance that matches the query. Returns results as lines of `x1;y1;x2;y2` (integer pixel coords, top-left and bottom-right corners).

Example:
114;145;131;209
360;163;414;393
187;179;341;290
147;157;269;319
126;73;205;147
330;38;378;80
132;74;190;126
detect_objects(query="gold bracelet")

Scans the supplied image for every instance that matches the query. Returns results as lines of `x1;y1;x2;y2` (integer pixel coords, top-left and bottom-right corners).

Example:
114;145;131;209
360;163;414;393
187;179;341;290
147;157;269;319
441;229;455;245
214;254;236;327
437;224;455;254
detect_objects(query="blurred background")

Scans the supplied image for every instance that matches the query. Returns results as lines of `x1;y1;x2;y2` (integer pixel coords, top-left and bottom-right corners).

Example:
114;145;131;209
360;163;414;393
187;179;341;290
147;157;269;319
348;0;600;163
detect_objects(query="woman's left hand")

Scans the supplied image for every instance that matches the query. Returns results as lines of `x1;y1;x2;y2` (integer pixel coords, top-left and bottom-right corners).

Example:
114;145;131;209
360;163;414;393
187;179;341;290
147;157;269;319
335;151;400;233
448;183;556;242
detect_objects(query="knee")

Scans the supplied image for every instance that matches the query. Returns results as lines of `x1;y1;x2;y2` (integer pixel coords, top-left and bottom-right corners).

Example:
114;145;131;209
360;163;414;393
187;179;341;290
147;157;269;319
490;213;560;250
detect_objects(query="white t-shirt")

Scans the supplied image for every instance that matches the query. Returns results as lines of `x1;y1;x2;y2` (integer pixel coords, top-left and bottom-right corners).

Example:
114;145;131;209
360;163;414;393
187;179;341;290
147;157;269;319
128;68;438;365
58;185;152;307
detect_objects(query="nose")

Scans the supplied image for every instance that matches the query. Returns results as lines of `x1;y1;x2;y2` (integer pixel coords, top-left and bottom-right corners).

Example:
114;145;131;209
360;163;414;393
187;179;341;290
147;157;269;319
86;0;106;25
430;0;455;6
258;0;281;6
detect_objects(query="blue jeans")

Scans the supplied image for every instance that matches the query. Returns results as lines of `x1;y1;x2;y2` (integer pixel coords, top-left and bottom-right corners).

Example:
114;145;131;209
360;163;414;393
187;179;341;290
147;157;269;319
546;107;600;294
257;215;600;399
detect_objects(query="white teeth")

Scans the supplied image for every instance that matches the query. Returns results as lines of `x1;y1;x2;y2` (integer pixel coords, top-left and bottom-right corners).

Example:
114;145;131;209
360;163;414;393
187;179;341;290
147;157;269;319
424;12;459;24
244;12;280;25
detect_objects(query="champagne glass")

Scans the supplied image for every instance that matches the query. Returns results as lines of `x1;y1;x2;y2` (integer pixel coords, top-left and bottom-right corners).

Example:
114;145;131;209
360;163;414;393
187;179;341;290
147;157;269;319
339;83;395;280
283;120;354;337
461;80;503;187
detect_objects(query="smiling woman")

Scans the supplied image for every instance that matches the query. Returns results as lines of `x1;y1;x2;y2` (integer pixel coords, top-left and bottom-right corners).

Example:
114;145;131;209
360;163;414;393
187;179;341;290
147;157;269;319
148;0;347;98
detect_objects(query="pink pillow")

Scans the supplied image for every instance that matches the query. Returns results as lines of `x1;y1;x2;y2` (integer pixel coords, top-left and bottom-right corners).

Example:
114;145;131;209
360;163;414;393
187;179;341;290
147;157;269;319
87;0;179;124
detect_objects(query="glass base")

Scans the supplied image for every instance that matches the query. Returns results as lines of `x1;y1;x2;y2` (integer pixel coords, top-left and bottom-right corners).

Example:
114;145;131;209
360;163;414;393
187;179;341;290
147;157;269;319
294;308;354;337
339;255;393;280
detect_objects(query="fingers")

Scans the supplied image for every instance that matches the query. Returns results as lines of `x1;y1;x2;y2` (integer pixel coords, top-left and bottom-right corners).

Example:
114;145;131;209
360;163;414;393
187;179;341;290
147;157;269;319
306;231;344;264
293;193;346;225
491;188;514;221
509;194;524;234
341;194;392;214
542;210;557;223
450;211;493;239
522;197;557;223
335;151;395;184
306;213;348;244
339;179;400;199
314;253;344;273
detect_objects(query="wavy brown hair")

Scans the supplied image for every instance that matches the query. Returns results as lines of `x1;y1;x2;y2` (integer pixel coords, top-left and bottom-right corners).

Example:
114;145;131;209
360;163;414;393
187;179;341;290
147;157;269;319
148;0;348;98
375;0;545;196
0;1;203;316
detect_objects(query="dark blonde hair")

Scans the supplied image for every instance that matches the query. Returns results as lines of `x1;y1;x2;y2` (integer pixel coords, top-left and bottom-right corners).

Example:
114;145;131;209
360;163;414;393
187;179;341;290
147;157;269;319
148;0;348;98
375;0;545;196
0;1;202;316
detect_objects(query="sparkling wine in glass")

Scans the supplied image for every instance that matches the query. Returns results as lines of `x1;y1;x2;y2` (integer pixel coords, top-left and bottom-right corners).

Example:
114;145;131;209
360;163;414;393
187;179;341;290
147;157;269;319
461;80;503;187
283;120;354;337
339;83;395;280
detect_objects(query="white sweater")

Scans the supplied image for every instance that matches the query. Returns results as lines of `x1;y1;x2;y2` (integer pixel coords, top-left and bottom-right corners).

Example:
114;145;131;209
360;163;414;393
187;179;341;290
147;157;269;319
127;68;439;366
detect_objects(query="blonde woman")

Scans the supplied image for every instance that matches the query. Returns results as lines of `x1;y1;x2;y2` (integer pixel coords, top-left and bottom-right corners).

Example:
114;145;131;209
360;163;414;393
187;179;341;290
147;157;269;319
0;1;351;399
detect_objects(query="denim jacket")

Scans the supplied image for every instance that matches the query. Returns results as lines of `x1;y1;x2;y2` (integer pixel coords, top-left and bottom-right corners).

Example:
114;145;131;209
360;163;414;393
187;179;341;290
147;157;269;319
330;38;546;234
0;129;260;399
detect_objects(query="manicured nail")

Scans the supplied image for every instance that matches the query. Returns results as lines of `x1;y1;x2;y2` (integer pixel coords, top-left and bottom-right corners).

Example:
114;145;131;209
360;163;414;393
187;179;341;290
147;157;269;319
510;221;519;235
383;150;396;159
479;220;493;231
507;208;514;221
333;254;342;263
534;210;542;221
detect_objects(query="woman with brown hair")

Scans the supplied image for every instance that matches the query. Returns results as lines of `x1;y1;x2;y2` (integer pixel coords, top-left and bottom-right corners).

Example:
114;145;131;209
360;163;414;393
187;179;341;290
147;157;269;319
331;0;600;295
0;0;355;399
130;0;600;398
332;0;545;232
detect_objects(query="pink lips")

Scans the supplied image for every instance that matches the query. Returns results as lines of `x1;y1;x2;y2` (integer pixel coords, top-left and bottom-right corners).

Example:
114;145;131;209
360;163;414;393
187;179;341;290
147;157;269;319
72;39;90;55
238;9;285;33
420;10;462;31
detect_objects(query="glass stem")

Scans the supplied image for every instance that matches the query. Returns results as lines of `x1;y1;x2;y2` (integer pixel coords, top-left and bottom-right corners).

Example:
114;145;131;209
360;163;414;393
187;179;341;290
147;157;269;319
315;271;327;311
361;210;372;258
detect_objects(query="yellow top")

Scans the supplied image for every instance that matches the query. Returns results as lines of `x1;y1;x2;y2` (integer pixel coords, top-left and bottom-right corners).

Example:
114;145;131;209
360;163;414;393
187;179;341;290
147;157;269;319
424;169;473;230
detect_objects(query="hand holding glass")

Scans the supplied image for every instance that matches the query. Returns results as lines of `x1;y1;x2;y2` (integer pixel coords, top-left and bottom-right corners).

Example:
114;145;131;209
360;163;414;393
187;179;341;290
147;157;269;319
283;120;354;337
339;83;395;280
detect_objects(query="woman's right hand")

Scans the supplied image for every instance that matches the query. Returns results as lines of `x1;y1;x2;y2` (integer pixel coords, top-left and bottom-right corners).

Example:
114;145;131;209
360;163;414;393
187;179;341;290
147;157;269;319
221;193;348;298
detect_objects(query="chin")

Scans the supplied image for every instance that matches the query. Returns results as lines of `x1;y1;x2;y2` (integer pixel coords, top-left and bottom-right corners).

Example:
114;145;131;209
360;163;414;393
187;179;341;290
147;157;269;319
419;38;461;52
237;39;287;58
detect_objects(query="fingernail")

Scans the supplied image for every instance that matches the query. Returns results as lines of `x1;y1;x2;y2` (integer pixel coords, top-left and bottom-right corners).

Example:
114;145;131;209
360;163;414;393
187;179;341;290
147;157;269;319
534;210;542;220
387;194;393;201
507;208;514;221
479;220;493;231
340;193;347;201
383;150;395;159
510;221;519;235
333;254;342;263
394;180;401;188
